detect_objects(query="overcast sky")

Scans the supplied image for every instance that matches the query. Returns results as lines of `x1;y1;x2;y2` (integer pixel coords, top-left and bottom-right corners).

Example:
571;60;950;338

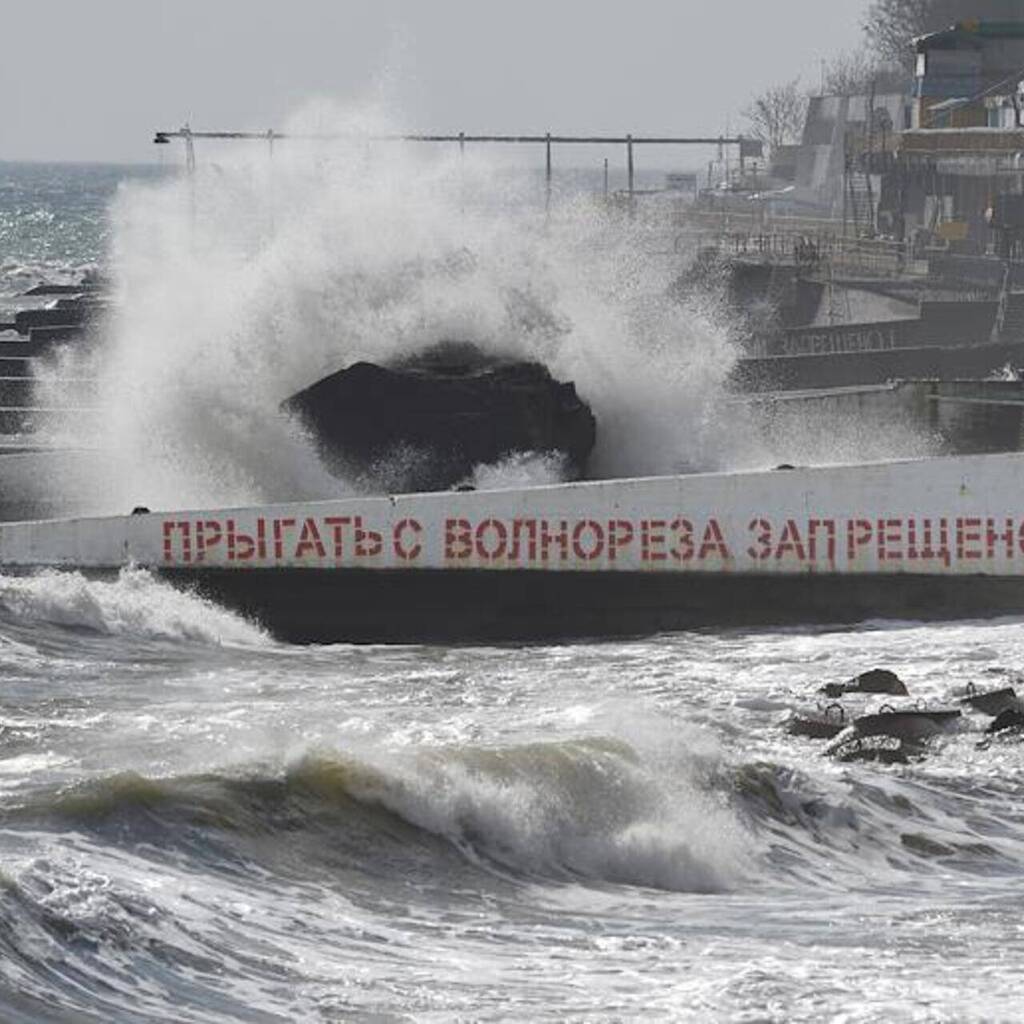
1;0;866;163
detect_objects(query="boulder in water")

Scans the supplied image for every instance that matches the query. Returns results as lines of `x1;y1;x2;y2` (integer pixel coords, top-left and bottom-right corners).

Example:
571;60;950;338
283;342;597;492
820;668;908;699
986;708;1024;734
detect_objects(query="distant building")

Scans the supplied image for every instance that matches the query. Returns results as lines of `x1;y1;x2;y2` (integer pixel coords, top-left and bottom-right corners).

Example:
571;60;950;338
876;20;1024;253
794;93;910;219
913;20;1024;129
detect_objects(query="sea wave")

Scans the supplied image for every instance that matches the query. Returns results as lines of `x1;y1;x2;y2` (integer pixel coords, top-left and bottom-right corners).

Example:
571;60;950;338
733;757;1024;886
0;568;266;645
2;736;749;895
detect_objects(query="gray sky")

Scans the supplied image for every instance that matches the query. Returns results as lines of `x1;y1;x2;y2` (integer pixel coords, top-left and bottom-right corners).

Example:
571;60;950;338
1;0;866;163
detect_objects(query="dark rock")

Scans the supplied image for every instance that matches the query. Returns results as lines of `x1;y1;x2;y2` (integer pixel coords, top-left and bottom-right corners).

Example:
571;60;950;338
832;735;918;765
820;668;908;699
786;703;847;740
283;342;597;493
986;708;1024;734
851;708;960;742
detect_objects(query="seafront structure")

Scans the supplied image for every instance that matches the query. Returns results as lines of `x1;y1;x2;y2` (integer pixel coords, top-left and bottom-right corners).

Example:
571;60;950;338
682;17;1024;430
5;453;1024;641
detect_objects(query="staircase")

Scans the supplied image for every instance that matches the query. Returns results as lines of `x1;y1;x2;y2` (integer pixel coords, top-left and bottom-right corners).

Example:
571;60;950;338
846;170;875;237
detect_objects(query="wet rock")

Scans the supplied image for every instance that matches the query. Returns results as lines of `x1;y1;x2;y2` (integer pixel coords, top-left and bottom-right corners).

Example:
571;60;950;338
832;735;918;765
985;708;1024;735
850;708;960;743
820;668;908;699
786;703;847;740
824;707;959;763
283;342;597;493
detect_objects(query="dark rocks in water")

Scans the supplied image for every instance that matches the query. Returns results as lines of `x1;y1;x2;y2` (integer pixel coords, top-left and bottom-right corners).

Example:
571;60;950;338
986;708;1024;735
284;342;597;492
848;708;960;743
786;702;847;740
833;735;917;765
820;668;908;699
959;684;1019;717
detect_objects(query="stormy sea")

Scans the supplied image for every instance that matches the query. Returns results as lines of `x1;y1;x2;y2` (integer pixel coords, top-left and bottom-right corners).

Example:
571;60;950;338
2;141;1024;1022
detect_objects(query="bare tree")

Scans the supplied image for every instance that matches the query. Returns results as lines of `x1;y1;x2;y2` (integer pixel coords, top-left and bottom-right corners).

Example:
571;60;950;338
743;79;809;151
864;0;1023;71
824;48;909;96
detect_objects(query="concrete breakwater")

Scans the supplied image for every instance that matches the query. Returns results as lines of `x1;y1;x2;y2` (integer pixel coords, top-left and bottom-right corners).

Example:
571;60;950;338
0;278;103;434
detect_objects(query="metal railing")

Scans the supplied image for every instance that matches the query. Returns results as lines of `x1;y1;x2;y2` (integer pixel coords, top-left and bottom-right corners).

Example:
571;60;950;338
153;126;760;203
678;222;914;279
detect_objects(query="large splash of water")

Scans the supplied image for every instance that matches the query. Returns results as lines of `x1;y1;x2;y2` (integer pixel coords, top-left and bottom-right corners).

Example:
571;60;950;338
41;102;742;514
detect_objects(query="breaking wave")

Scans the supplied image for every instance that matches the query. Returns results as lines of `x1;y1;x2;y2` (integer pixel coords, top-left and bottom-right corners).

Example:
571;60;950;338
2;736;747;895
0;568;266;645
34;100;739;515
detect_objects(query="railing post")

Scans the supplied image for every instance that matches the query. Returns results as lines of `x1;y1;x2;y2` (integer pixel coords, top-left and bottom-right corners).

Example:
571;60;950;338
545;132;552;217
183;124;196;175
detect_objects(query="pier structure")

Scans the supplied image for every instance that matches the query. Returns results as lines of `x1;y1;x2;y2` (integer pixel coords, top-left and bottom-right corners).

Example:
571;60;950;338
153;126;762;211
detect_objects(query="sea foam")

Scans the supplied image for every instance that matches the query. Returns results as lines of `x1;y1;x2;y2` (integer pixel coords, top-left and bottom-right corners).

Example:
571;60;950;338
0;568;266;645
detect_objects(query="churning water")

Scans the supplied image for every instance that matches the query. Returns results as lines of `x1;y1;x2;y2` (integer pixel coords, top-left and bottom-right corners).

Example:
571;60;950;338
2;132;1023;1022
2;570;1024;1022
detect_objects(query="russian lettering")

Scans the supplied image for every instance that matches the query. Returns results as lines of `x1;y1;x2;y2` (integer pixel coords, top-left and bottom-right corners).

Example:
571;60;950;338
509;519;538;562
747;518;772;561
915;518;951;567
323;516;353;559
986;518;1014;560
846;519;872;562
445;518;473;560
641;519;667;562
607;520;634;561
808;519;836;564
775;519;806;562
176;520;194;563
475;519;509;561
295;517;327;559
956;517;982;561
540;519;569;562
273;518;297;560
392;518;423;561
876;518;902;562
354;516;383;558
670;517;694;562
698;519;731;561
227;519;255;561
162;520;186;563
573;520;605;561
195;520;222;562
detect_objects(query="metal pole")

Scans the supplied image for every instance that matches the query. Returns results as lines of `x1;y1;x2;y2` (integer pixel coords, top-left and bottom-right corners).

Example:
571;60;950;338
183;125;196;175
545;132;552;215
626;134;634;196
603;158;609;197
458;131;465;215
267;128;275;159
